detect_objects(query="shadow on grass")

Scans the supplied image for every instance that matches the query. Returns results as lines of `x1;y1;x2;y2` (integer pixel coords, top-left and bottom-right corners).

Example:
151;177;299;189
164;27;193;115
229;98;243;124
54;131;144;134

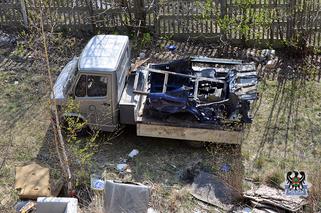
252;60;318;163
36;124;244;209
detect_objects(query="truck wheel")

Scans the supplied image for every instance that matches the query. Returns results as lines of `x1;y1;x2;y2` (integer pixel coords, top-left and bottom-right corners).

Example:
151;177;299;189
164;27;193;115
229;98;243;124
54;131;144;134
61;116;89;137
185;141;207;148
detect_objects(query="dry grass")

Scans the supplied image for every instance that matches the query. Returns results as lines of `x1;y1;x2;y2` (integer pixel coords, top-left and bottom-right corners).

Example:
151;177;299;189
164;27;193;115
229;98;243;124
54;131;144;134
1;33;321;212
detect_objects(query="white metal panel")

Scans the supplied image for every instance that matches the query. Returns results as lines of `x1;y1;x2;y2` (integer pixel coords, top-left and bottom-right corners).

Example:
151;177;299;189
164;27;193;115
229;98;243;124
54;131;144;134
78;35;129;72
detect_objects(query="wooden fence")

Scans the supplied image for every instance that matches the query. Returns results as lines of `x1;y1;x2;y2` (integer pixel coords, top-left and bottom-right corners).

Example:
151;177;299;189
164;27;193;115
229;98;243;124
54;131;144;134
0;0;321;47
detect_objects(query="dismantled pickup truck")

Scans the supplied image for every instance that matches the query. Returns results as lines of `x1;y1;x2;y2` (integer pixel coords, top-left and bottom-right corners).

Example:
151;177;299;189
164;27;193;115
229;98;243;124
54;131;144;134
51;35;258;144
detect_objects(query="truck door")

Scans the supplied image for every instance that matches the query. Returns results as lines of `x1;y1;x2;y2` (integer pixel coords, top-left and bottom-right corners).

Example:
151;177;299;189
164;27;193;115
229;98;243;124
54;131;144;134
74;74;113;131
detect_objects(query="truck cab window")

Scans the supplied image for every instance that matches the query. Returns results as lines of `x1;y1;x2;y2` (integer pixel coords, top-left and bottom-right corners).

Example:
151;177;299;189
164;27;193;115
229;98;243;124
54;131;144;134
87;76;107;97
75;75;107;97
75;75;87;97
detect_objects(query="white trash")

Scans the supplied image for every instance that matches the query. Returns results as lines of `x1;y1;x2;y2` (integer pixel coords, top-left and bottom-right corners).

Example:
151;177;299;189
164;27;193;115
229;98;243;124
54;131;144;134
116;164;128;172
128;149;139;158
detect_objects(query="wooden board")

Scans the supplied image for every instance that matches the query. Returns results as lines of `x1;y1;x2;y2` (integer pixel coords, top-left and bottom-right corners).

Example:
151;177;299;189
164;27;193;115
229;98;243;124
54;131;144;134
15;162;63;199
136;123;242;144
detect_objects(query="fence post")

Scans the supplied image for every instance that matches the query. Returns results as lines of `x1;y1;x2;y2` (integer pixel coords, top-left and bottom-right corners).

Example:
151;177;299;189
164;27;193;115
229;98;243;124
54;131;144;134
287;0;296;40
154;0;160;38
220;0;227;39
20;0;28;28
85;0;96;34
133;0;146;35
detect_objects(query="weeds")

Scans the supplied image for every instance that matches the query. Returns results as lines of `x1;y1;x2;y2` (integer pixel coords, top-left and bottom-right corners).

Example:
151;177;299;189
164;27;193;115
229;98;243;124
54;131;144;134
264;169;284;187
62;99;100;189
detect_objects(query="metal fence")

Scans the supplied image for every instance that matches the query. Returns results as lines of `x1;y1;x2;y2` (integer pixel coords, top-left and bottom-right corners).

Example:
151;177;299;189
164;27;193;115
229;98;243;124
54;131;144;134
0;0;320;46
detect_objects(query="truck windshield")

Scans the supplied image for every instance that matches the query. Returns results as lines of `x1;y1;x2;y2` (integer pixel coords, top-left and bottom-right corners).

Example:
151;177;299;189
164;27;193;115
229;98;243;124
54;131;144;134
75;75;107;97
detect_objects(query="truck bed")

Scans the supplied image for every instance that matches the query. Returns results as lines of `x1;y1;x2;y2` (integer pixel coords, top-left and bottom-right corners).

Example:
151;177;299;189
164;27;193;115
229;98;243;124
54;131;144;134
120;68;243;144
136;103;243;144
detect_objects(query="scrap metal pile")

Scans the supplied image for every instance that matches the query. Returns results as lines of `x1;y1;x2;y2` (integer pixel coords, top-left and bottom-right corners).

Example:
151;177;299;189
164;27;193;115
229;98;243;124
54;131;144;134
144;57;258;124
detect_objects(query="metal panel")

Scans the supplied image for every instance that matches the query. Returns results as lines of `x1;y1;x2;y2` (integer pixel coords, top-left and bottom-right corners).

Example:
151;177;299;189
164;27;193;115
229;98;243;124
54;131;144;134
78;35;129;73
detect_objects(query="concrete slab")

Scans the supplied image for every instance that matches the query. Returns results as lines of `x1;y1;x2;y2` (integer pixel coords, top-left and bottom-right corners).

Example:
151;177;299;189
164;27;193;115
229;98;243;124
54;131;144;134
36;197;78;213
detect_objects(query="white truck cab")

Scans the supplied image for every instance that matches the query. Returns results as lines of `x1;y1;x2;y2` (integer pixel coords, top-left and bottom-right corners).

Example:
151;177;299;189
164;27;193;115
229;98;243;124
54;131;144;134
52;35;130;132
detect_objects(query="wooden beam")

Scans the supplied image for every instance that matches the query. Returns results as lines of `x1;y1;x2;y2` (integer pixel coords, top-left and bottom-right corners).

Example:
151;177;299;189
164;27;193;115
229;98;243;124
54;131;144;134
137;123;242;144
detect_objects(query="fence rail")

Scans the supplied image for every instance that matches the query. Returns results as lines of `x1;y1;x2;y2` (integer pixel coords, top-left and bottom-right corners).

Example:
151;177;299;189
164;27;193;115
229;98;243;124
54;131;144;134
0;0;320;47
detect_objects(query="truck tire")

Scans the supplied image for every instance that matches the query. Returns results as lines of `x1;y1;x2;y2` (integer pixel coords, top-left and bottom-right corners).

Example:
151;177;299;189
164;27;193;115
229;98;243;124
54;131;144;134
61;116;90;137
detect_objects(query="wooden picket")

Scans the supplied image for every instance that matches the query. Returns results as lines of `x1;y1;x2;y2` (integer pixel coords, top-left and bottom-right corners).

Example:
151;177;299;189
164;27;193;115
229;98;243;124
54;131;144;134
0;0;320;47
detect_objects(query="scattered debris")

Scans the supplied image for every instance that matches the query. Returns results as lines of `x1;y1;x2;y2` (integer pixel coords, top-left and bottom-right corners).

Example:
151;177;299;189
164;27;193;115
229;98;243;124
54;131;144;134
244;185;308;212
189;171;241;211
15;162;63;199
261;49;276;60
165;45;177;52
177;159;202;182
104;180;150;213
116;163;128;172
147;208;159;213
15;201;36;213
242;207;252;213
265;59;278;70
0;30;16;49
128;149;139;158
90;174;105;191
139;52;146;60
220;163;231;173
37;197;78;213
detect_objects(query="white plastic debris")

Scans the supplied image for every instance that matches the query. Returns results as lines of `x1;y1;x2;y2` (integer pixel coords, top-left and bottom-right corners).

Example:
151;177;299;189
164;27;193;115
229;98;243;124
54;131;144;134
139;52;146;60
265;59;278;70
147;208;159;213
128;149;139;158
261;49;276;59
14;81;19;85
116;164;128;172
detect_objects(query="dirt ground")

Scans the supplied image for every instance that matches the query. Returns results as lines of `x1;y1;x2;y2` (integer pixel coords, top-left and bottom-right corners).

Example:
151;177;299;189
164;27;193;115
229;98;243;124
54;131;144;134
1;32;321;212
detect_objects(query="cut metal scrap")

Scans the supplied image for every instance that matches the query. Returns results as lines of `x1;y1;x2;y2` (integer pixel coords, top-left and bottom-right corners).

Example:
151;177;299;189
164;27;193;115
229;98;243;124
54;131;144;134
137;57;259;124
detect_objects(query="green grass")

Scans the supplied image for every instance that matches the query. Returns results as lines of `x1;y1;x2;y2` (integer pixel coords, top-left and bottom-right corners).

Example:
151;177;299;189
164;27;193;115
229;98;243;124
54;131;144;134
243;77;321;189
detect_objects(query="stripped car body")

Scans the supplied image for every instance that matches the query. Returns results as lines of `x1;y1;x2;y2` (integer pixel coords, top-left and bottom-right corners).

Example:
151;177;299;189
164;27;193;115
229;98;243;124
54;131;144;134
135;57;258;124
